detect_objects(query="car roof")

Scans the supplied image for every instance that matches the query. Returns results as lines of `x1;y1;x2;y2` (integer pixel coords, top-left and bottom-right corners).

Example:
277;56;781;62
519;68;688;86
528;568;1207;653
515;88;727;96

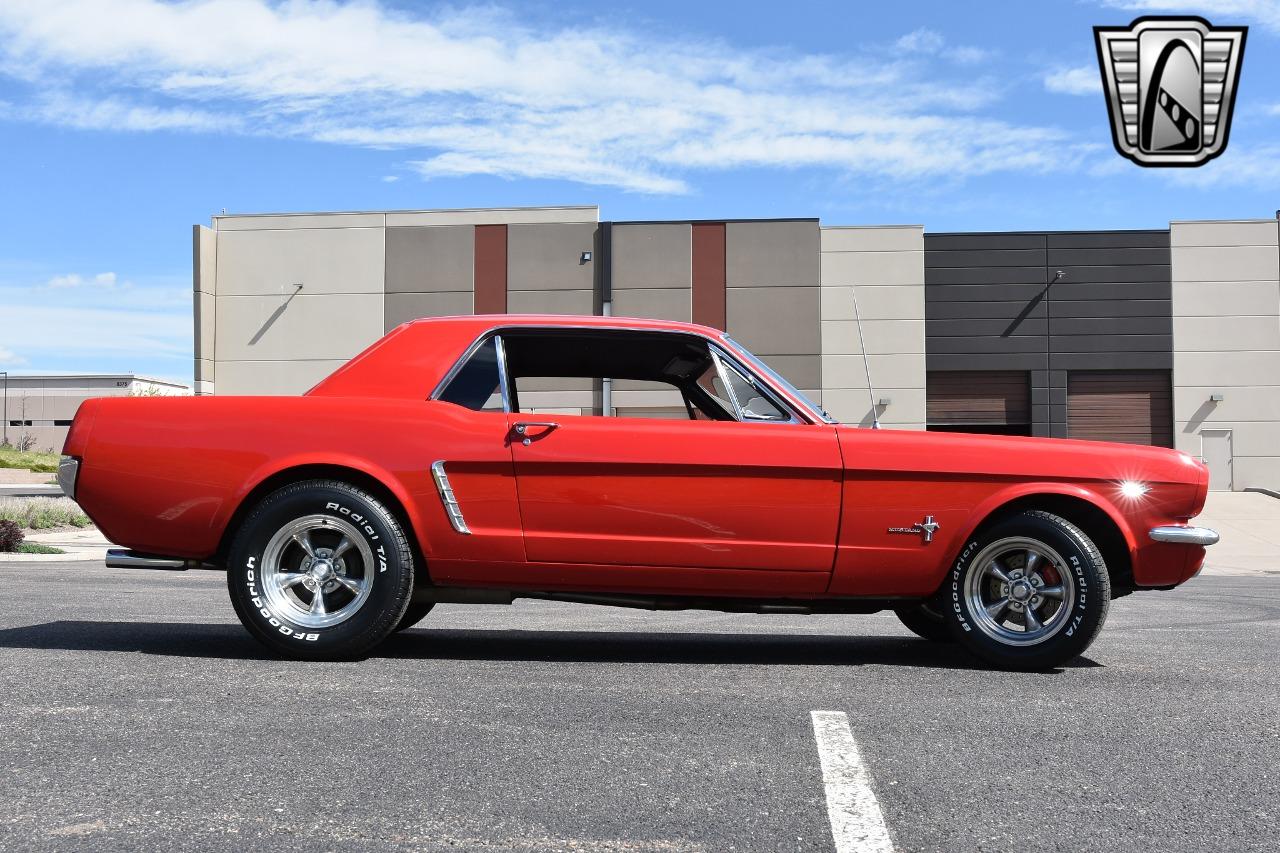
402;314;726;338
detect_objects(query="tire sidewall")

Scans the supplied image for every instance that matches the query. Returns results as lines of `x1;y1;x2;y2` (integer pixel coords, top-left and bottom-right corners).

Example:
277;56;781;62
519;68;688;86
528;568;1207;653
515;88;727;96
946;513;1105;669
227;482;412;658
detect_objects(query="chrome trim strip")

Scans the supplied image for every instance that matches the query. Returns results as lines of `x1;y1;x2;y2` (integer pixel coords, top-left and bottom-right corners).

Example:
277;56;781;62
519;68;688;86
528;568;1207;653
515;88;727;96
1149;526;1220;546
427;323;818;424
708;344;801;425
493;333;513;414
105;549;189;570
430;460;472;535
56;455;80;500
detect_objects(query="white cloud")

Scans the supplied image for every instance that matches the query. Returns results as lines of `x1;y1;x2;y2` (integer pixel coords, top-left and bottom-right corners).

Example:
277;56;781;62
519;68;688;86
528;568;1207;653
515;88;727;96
0;0;1074;194
0;301;189;359
1164;143;1280;188
1097;1;1280;31
44;271;121;289
1045;66;1102;96
0;345;27;366
380;175;399;183
894;27;989;63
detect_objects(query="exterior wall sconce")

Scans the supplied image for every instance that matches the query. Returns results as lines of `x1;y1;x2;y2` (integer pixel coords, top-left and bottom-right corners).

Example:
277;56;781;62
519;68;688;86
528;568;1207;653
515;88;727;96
1210;393;1224;402
580;251;593;264
877;397;893;407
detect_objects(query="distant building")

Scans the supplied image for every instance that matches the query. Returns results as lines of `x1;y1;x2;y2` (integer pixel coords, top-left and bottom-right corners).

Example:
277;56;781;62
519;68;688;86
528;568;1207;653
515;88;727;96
2;374;190;452
194;205;1280;492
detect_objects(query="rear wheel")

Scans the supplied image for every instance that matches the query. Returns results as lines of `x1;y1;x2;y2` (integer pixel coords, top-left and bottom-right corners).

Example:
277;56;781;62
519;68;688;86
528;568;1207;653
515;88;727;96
894;601;952;642
944;510;1110;670
227;479;414;660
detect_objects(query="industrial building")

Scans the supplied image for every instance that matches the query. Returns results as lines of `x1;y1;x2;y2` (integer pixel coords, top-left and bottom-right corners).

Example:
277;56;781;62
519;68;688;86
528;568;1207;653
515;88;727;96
2;374;190;452
193;206;1280;492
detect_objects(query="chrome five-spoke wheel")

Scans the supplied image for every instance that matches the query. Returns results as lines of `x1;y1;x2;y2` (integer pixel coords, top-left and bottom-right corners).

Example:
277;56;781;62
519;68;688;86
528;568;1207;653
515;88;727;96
259;514;375;629
964;536;1075;647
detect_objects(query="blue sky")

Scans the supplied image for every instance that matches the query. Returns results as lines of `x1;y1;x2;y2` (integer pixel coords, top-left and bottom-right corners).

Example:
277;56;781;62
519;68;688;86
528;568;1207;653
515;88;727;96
0;0;1277;385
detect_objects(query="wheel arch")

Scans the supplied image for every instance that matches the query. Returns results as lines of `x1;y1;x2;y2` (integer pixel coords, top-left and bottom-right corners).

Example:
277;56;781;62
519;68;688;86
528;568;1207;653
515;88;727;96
215;460;432;588
958;485;1137;597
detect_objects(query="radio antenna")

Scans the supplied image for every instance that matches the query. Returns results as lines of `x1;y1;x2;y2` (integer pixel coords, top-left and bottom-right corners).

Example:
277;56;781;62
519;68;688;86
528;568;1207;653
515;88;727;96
850;285;880;429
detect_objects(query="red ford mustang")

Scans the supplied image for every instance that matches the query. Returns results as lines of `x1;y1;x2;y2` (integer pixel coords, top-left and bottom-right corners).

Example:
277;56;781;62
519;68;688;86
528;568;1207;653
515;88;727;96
58;315;1217;669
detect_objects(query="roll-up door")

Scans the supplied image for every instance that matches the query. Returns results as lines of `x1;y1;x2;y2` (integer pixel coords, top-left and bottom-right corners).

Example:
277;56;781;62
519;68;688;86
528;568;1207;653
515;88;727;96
1067;371;1172;447
927;371;1030;435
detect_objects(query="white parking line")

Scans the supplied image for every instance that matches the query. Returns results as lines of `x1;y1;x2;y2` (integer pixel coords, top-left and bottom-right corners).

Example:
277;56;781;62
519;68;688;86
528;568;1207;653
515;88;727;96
810;710;896;853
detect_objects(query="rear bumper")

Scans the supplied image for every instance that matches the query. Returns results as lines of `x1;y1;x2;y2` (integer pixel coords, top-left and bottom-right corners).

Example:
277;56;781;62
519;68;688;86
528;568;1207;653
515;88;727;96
1149;526;1220;546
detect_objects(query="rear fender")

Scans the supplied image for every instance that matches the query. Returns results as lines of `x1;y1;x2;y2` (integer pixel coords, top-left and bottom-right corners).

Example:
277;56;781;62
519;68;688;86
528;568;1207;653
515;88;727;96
224;452;432;559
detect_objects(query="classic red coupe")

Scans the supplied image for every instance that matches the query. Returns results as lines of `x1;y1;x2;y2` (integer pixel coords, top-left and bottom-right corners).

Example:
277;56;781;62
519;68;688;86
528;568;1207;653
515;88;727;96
59;315;1217;669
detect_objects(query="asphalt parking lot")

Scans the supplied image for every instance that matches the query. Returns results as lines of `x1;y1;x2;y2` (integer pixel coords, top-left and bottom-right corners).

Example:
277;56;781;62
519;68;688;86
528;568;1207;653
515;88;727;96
0;563;1276;852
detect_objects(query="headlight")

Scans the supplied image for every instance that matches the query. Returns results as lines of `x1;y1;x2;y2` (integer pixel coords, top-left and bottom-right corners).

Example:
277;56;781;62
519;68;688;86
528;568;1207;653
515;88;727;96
1118;480;1149;500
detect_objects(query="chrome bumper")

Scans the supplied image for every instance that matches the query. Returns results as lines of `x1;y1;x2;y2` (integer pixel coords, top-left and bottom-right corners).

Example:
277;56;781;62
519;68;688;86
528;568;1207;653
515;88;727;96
106;549;193;571
56;456;79;499
1149;526;1220;546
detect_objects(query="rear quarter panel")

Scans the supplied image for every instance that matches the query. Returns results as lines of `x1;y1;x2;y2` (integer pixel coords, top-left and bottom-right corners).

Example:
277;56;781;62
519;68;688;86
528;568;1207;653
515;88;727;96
73;396;522;562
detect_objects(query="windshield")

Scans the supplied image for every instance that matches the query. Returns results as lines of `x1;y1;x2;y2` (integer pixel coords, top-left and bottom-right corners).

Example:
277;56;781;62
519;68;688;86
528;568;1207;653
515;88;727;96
721;335;838;424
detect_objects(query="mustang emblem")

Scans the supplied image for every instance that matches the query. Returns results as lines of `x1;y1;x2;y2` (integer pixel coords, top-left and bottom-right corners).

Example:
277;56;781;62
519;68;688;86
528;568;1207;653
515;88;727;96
888;516;941;544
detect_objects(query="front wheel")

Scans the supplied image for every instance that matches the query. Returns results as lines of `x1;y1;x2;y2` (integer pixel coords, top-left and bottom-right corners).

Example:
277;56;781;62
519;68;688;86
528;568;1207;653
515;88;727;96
944;510;1110;670
227;479;415;660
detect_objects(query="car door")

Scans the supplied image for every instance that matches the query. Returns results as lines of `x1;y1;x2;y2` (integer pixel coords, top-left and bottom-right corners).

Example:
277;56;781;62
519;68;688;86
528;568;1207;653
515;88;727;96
507;410;843;576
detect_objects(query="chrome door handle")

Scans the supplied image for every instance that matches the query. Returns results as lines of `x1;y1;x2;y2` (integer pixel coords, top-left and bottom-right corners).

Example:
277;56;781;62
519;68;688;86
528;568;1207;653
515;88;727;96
512;421;560;444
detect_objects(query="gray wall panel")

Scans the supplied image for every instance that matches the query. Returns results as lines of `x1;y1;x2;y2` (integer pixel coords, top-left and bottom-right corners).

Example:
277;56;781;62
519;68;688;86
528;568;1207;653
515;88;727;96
1048;231;1170;249
385;225;474;294
926;267;1049;286
925;234;1047;251
925;249;1047;268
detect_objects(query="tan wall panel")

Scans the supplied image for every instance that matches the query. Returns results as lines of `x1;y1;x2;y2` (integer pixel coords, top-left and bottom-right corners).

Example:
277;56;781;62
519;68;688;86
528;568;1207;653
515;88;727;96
1171;245;1279;283
195;358;215;383
214;360;349;395
1173;280;1280;316
726;286;819;355
385;291;475;330
214;294;383;361
821;319;926;356
195;290;215;366
385;226;474;294
216;213;384;231
821;250;925;287
725;221;819;288
823;388;925;427
611;223;691;291
195;225;217;295
822;353;927;390
386;206;598;227
821;226;924;253
216;227;385;296
1174;351;1280;387
507;289;594;315
1171;220;1279;248
820;284;924;321
1174;316;1280;352
1174;385;1280;423
507;223;597;291
611;288;691;322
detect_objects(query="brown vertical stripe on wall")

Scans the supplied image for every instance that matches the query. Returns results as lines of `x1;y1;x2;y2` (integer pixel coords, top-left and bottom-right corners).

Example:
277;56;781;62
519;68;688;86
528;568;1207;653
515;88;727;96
691;223;726;329
473;224;508;314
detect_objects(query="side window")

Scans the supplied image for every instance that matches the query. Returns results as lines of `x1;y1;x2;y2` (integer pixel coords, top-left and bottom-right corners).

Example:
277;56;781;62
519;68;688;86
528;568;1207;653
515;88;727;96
715;354;789;421
438;338;504;412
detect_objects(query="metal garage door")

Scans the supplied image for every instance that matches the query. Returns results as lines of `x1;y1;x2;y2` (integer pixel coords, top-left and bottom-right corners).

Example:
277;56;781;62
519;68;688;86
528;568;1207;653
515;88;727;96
927;371;1030;435
1067;371;1173;447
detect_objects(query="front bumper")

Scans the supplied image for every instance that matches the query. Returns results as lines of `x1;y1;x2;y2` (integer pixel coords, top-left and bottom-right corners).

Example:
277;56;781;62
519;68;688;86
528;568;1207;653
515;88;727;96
1149;525;1220;546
